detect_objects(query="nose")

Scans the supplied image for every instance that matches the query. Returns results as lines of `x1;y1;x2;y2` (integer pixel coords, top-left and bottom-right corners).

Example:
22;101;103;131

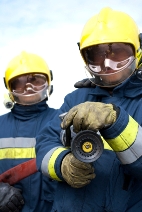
104;59;111;68
25;83;34;89
25;83;35;92
26;87;33;91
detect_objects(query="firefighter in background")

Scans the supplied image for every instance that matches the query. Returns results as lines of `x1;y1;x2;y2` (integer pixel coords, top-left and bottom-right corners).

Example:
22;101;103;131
0;51;57;212
35;8;142;211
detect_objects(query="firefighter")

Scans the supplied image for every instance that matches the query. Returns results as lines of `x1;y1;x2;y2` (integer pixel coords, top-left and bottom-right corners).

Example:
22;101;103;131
36;7;142;211
0;51;57;212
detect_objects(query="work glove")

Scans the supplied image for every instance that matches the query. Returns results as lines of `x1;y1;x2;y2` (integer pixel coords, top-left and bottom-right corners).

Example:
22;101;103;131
61;102;117;133
74;78;96;88
0;182;24;212
61;153;95;188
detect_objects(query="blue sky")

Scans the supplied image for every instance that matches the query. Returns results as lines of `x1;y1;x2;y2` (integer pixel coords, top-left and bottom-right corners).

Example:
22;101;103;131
0;0;141;114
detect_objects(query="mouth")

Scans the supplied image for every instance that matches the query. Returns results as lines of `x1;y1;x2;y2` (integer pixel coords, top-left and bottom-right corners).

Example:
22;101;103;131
23;91;37;95
99;69;117;75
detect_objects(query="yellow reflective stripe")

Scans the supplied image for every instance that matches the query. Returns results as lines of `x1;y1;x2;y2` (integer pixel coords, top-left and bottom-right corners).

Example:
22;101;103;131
106;116;138;152
48;147;68;181
116;126;142;164
0;148;36;159
101;136;113;151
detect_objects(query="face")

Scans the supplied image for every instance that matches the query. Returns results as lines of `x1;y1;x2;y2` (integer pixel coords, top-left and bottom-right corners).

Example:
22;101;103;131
98;63;134;86
83;43;135;87
9;73;48;105
14;92;45;105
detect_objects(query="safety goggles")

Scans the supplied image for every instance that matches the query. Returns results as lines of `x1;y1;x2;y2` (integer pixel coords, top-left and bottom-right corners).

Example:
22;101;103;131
83;43;135;74
88;56;135;74
10;74;48;95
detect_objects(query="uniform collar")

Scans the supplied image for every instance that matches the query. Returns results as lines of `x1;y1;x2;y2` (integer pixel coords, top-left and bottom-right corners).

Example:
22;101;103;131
11;100;48;120
88;74;142;98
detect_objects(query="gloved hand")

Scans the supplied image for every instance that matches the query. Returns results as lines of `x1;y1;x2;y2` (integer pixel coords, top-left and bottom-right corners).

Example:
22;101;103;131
74;78;96;88
61;102;117;133
0;182;24;212
61;153;95;188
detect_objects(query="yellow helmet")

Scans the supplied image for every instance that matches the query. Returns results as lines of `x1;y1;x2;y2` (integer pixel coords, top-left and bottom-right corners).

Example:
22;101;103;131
4;51;53;92
80;7;142;68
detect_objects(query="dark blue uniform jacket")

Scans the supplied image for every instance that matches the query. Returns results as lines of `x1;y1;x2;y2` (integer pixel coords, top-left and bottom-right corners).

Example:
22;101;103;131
0;100;57;212
36;75;142;212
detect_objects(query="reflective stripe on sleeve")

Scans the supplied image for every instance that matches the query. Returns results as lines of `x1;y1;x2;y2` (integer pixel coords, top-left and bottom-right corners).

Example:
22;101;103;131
116;126;142;164
106;116;138;151
101;136;113;151
105;116;142;164
41;146;68;181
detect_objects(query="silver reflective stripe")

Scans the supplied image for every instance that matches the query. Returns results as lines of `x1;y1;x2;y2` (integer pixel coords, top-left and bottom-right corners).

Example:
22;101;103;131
0;137;36;148
117;126;142;164
41;146;63;177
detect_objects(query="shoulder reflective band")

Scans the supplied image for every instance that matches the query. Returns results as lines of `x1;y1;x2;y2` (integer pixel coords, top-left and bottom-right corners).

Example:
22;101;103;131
0;159;37;185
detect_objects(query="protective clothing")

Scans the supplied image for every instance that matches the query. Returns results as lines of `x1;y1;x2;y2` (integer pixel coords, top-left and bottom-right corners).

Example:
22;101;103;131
61;102;117;132
61;153;95;188
0;182;24;212
4;51;53;104
80;7;142;67
36;73;142;211
35;7;142;212
0;100;57;212
5;51;52;90
79;7;142;87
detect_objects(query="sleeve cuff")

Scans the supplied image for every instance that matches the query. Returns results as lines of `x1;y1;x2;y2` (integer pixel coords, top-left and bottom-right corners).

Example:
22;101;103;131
55;149;71;180
100;106;129;139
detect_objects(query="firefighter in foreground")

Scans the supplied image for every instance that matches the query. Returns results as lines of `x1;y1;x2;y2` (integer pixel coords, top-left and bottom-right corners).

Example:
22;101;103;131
0;52;57;212
36;7;142;211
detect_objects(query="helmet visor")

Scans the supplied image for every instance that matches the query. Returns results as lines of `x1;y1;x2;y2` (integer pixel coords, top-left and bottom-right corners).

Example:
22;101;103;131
9;74;48;105
82;43;136;87
10;74;47;94
83;43;134;68
85;59;136;87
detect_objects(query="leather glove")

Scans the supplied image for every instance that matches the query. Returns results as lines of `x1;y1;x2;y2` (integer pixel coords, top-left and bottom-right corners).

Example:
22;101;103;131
61;102;117;133
61;153;95;188
0;182;24;212
74;78;96;88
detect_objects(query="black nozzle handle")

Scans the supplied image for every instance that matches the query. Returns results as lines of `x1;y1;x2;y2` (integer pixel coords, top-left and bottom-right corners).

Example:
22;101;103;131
65;126;71;147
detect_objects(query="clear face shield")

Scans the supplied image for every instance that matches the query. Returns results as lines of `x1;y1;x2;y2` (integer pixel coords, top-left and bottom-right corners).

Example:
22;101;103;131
82;43;136;87
9;74;49;105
